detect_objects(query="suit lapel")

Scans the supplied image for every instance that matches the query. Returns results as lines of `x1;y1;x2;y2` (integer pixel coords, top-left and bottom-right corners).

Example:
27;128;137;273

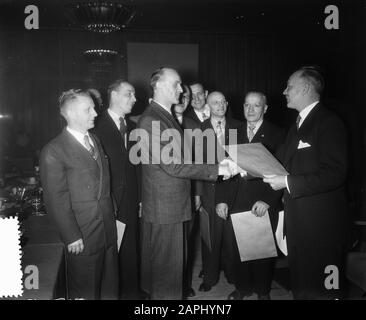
152;102;184;134
63;129;98;165
283;103;321;166
283;125;300;166
105;112;127;153
89;133;104;199
251;121;266;143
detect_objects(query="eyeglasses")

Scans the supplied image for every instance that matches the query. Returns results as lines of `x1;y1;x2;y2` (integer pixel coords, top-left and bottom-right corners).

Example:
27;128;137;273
210;101;228;106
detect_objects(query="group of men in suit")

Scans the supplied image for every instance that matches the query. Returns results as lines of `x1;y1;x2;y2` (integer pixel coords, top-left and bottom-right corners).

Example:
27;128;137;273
40;65;349;300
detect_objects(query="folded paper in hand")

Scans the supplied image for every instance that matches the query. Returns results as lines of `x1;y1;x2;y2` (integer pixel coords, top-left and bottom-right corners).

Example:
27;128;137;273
275;210;287;256
225;143;288;178
231;210;277;262
116;220;126;252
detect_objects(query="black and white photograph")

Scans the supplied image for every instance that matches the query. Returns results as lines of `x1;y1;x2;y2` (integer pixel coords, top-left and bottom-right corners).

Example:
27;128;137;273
0;0;365;306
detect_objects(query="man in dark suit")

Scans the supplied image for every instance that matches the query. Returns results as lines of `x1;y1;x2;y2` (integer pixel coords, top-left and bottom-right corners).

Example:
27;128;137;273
39;89;118;299
199;91;243;292
92;80;142;299
185;82;210;124
216;91;284;300
137;68;238;300
172;84;200;298
263;67;349;299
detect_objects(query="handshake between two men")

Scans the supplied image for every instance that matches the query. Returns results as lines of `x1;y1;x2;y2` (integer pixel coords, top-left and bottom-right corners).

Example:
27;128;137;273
218;158;247;180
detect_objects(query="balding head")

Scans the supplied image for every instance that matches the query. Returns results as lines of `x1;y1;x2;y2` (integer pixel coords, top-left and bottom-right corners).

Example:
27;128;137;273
150;67;182;106
58;89;97;133
243;91;268;124
283;67;323;111
207;91;227;119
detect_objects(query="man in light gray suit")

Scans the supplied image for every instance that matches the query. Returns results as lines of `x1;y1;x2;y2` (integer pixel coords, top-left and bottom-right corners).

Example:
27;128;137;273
137;67;237;299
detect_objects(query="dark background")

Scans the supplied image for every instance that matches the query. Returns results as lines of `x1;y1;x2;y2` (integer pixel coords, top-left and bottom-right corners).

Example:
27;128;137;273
0;0;365;218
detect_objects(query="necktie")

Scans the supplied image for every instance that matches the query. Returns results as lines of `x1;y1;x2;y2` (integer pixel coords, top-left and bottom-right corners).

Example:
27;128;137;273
296;114;301;130
248;123;256;142
216;121;225;146
84;135;97;160
119;117;127;148
202;112;208;121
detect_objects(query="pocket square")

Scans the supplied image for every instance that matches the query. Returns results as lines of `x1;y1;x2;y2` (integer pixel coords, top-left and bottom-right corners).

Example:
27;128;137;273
297;140;311;149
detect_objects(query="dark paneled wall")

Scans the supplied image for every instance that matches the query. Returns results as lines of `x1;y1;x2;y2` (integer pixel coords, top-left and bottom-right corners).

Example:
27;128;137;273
0;25;364;217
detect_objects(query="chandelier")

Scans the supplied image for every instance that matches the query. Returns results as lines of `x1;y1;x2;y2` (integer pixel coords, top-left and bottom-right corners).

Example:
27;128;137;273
83;49;119;65
65;1;137;34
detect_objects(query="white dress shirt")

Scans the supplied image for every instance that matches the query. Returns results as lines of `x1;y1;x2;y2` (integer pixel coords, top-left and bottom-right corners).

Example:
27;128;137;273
297;101;319;128
194;104;210;122
247;119;263;140
153;99;172;115
66;127;94;149
108;108;125;130
211;117;226;137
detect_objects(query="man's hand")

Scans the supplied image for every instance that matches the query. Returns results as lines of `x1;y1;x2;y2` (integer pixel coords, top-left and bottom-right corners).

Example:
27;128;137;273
219;158;240;180
67;238;84;255
251;201;270;217
216;203;228;220
263;174;287;191
194;196;201;211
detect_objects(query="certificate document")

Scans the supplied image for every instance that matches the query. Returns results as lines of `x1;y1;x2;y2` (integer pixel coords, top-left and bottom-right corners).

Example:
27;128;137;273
231;210;277;262
225;143;288;178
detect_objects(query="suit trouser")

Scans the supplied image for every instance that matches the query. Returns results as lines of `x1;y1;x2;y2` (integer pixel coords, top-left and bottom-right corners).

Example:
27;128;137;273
141;220;185;300
183;212;199;292
118;218;140;299
201;209;225;286
66;243;119;300
223;216;274;295
287;242;347;300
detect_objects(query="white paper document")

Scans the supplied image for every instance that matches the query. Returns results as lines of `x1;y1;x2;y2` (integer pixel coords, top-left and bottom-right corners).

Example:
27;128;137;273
275;210;288;256
231;210;277;262
116;220;126;251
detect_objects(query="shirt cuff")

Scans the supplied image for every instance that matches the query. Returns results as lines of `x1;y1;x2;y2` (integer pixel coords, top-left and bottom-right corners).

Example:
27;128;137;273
285;175;290;194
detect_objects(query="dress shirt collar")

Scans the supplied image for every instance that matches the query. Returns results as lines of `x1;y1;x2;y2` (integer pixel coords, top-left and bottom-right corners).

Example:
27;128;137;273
108;108;124;129
298;101;319;128
194;105;210;122
66;126;93;148
247;119;263;135
210;117;226;131
152;99;172;115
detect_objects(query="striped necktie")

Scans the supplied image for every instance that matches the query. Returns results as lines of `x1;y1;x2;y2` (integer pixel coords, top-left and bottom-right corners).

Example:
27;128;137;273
248;123;256;142
216;121;225;146
84;135;97;160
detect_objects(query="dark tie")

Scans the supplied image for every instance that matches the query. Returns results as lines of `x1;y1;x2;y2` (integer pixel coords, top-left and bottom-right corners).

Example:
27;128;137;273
84;135;97;160
296;114;301;130
119;117;127;147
